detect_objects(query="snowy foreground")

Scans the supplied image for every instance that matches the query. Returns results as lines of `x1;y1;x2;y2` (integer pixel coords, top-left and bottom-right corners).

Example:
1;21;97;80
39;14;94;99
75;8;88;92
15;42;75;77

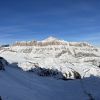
0;37;100;100
0;65;100;100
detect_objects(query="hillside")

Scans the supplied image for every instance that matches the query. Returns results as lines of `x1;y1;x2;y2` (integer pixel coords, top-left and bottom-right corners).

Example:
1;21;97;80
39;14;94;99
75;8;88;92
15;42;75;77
0;57;100;100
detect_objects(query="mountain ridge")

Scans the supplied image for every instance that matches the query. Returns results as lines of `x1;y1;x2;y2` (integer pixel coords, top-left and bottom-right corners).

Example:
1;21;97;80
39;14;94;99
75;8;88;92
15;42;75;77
12;36;92;47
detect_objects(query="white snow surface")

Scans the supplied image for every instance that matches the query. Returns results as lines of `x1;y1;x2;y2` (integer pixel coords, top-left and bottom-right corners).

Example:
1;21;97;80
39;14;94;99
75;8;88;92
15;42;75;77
0;37;100;99
0;37;100;78
0;64;100;100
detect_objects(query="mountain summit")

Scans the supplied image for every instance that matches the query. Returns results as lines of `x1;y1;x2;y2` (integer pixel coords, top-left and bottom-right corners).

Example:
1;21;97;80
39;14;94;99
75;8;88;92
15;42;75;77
42;36;61;42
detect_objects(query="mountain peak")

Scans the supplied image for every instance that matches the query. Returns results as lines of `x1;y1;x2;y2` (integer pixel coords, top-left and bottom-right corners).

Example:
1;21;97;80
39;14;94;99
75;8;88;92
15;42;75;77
42;36;61;42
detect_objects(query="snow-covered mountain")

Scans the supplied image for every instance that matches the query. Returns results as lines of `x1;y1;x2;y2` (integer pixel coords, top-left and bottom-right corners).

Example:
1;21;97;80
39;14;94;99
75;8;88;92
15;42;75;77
0;37;100;79
0;37;100;100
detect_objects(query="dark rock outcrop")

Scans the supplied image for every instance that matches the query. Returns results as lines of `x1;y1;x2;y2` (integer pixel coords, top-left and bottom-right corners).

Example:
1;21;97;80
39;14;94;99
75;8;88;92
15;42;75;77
73;71;81;79
98;64;100;68
0;96;2;100
0;57;8;70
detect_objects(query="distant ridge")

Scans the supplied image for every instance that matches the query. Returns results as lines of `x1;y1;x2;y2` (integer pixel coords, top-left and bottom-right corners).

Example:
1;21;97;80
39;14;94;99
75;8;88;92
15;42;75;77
13;36;92;47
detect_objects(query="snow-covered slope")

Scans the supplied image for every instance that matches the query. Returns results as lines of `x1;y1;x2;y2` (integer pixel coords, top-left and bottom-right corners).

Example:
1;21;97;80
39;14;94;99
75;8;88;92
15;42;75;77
0;62;100;100
0;37;100;79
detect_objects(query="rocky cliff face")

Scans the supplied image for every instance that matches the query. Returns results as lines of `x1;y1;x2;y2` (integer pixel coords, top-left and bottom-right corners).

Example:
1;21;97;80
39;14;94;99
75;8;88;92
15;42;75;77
13;36;92;47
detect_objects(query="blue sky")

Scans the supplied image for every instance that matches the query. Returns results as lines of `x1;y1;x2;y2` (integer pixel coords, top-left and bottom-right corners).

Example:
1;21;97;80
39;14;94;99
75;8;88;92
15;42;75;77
0;0;100;46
